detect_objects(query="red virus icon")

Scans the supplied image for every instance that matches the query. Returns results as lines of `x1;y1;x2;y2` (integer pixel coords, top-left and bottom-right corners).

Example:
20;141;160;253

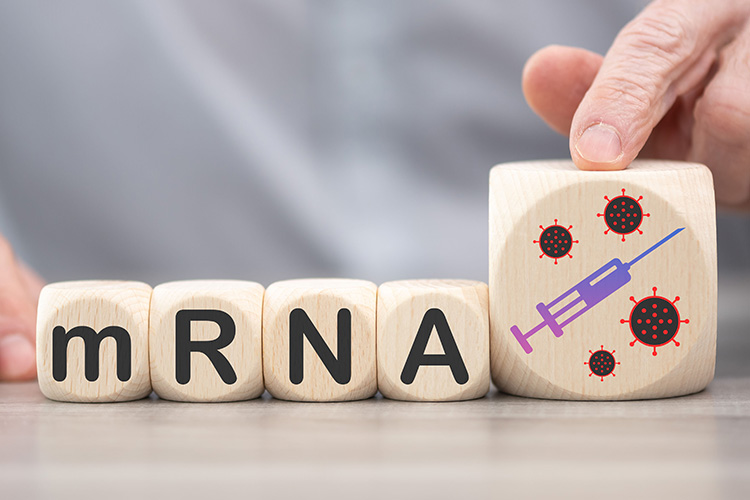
621;287;688;356
533;219;579;264
597;189;650;241
585;345;620;381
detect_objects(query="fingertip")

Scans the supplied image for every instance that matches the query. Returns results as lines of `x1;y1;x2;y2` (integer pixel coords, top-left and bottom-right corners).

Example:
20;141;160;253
0;333;37;381
522;45;564;83
571;123;629;171
571;156;629;172
522;45;569;112
19;261;45;303
523;45;604;136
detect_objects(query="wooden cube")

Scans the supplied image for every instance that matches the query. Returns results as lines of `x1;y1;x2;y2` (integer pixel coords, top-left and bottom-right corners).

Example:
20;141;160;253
149;280;264;402
36;281;152;402
377;280;490;401
489;160;717;400
263;279;377;401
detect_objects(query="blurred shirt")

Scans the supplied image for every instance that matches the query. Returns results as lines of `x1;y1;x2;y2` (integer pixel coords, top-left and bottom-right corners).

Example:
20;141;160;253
0;0;747;285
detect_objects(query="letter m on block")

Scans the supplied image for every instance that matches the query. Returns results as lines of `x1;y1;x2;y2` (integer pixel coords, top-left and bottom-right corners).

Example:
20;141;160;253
52;326;132;382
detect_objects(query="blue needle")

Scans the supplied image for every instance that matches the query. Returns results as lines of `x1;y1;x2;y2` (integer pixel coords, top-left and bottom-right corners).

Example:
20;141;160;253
626;227;685;268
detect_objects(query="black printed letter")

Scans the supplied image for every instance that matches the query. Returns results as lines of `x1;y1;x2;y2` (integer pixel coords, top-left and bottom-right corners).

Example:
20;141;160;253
400;308;469;385
175;309;237;385
52;325;132;382
289;308;351;385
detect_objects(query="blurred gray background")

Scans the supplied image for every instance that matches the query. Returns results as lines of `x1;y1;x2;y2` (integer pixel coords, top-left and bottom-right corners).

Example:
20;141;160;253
0;1;747;372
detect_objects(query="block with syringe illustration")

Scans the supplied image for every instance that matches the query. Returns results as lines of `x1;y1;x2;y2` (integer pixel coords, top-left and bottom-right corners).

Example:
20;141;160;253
489;160;717;400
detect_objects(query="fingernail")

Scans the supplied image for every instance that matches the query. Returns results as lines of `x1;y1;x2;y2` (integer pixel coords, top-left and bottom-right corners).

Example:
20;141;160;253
575;123;623;164
0;333;36;380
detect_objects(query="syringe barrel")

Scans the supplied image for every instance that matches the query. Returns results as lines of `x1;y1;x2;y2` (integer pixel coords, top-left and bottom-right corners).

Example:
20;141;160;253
577;258;632;306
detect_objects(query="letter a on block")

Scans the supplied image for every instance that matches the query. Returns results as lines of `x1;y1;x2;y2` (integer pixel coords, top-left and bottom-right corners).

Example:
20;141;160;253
37;281;152;402
263;279;377;401
150;280;264;402
399;309;469;385
377;280;490;401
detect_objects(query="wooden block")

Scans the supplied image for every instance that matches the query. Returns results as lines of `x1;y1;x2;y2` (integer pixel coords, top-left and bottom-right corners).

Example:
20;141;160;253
149;280;264;402
377;280;490;401
489;160;717;400
36;281;152;402
263;279;377;401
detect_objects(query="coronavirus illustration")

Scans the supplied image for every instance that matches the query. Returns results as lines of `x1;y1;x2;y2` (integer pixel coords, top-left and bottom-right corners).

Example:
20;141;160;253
597;189;650;241
585;345;619;381
533;219;578;264
621;287;688;356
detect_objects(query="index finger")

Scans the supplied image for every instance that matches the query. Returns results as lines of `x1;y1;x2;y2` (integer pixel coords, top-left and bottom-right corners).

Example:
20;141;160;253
570;0;749;170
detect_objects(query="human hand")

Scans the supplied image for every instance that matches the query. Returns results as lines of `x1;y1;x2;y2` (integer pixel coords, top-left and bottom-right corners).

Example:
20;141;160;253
0;235;44;380
522;0;750;207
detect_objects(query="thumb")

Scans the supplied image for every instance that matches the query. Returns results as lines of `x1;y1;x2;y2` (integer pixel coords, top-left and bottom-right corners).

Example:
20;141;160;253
0;237;40;381
570;0;746;170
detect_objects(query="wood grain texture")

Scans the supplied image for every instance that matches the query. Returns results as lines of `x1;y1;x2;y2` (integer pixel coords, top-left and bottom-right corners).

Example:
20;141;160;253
263;278;377;401
4;376;750;500
377;279;489;401
489;160;717;400
149;280;264;402
36;280;152;402
12;278;749;499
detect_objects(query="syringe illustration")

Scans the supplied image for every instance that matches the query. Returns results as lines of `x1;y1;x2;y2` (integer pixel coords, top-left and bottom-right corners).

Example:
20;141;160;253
510;227;685;354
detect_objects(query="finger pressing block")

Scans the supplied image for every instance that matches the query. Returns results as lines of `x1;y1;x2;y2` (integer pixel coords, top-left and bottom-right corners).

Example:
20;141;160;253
377;280;489;401
149;280;264;402
262;279;377;402
489;160;717;400
36;281;153;402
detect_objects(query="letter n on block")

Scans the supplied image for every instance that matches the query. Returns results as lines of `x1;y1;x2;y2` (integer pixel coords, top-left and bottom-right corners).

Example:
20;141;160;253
377;280;489;401
263;279;377;401
36;281;152;402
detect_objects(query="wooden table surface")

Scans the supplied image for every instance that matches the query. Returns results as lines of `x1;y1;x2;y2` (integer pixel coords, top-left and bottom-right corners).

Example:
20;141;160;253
0;378;748;500
1;275;748;500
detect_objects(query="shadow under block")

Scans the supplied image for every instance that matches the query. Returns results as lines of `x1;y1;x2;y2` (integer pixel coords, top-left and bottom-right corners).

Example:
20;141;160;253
377;280;490;401
149;280;264;402
489;160;717;400
36;281;153;402
263;279;378;401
